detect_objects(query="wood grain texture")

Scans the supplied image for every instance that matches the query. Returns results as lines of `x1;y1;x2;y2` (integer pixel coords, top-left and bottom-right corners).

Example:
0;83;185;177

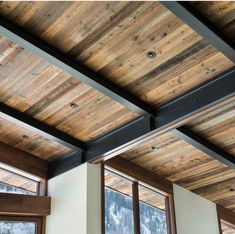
0;117;70;161
0;35;138;144
190;1;235;44
0;2;233;106
0;141;48;179
0;192;51;216
120;100;235;212
0;1;233;159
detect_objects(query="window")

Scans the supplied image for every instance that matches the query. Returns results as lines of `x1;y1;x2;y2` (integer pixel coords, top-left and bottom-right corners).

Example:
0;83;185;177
217;206;235;234
104;167;175;234
0;165;47;234
0;164;40;195
139;185;167;234
221;221;235;234
0;217;42;234
105;169;134;234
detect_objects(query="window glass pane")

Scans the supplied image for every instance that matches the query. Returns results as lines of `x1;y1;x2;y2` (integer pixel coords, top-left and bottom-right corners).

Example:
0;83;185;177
0;167;38;195
0;221;36;234
105;169;134;234
139;185;167;234
221;221;235;234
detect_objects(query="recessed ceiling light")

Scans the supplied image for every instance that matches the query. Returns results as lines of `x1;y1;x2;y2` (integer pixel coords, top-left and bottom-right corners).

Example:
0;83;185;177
146;51;156;59
22;135;29;140
151;146;158;151
70;103;78;109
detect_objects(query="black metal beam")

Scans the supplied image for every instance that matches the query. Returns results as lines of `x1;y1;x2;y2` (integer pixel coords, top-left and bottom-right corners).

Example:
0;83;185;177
86;68;235;162
0;102;86;152
172;127;235;169
48;67;234;177
160;1;235;63
48;151;84;178
0;16;153;116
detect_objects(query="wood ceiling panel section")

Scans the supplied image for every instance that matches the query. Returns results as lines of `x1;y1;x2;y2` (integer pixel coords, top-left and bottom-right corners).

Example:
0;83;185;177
0;1;233;107
0;35;138;142
186;100;235;157
0;117;70;160
120;101;235;212
190;1;235;44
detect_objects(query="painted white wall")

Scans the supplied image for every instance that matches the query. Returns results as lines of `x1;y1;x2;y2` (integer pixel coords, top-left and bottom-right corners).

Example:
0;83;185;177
173;184;220;234
46;163;101;234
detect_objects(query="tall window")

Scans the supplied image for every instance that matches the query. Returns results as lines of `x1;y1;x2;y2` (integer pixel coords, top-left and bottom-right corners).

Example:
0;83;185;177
104;167;174;234
139;185;167;234
105;169;134;234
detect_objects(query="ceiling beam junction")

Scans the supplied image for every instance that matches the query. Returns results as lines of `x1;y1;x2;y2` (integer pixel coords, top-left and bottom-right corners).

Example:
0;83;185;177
0;4;234;177
160;1;235;63
172;127;235;170
0;16;153;117
49;68;235;177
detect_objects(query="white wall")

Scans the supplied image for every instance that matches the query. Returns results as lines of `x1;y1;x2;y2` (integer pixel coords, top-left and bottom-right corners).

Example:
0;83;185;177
46;163;101;234
173;184;220;234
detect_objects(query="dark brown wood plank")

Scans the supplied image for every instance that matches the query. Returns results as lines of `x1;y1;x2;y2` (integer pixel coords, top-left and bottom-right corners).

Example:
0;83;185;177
0;141;48;179
0;193;51;216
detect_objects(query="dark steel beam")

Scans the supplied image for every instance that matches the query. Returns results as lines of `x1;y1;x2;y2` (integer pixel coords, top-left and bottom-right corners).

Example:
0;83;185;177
86;68;235;162
48;150;83;178
86;116;154;161
0;16;153;116
48;68;235;177
0;102;86;151
172;127;235;169
161;1;235;63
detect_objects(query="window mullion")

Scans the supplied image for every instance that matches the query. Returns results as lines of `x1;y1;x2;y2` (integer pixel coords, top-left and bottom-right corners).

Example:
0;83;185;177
132;181;141;234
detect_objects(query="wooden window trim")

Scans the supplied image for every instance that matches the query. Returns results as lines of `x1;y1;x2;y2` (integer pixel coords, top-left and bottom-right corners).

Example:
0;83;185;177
38;179;47;196
0;193;51;216
0;142;47;179
103;157;177;234
0;215;44;234
132;181;140;234
217;205;235;234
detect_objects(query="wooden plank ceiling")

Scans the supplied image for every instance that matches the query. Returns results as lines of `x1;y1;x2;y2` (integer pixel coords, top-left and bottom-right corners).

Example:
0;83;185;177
0;1;234;212
0;1;234;161
190;1;235;44
120;98;235;212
